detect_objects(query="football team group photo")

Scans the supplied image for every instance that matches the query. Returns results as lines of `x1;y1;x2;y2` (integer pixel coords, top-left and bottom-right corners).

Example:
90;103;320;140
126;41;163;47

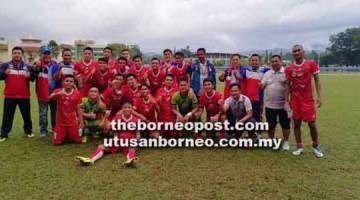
1;0;359;199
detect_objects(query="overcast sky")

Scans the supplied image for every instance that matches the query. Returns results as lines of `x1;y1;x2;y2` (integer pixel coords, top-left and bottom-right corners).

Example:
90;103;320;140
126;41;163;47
0;0;359;53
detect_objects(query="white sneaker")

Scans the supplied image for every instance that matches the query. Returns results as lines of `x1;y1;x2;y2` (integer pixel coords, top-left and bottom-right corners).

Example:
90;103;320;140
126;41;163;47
312;146;324;158
282;141;290;151
292;147;304;156
26;133;35;138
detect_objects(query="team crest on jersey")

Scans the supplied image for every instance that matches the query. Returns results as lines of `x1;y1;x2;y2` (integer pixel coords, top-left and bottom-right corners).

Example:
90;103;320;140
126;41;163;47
291;70;297;78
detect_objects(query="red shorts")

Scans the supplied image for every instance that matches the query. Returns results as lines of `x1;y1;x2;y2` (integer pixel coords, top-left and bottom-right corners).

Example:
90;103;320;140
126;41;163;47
290;99;316;122
53;125;81;145
108;132;135;154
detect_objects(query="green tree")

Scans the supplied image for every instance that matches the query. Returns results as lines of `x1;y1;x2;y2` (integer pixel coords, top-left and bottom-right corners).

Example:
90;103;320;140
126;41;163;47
107;43;143;60
48;40;60;59
321;52;339;67
107;43;128;58
327;27;360;66
130;45;142;57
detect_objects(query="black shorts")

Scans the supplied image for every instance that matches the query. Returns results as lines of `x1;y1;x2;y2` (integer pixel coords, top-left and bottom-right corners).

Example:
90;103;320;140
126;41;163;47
265;108;290;129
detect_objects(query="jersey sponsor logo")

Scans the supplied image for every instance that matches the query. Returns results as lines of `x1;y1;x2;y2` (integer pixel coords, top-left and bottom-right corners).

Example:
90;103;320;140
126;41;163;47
61;67;74;75
8;69;29;76
38;72;48;79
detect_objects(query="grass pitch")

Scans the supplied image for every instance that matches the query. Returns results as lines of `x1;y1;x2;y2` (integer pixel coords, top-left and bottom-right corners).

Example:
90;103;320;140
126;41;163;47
0;74;359;199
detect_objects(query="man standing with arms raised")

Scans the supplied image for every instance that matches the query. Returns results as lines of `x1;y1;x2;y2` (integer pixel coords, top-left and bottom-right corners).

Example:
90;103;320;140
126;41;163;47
285;44;324;157
219;54;246;99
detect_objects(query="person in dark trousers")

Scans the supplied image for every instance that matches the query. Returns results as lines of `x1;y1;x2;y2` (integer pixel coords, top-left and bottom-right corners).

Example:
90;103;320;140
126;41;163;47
0;46;35;142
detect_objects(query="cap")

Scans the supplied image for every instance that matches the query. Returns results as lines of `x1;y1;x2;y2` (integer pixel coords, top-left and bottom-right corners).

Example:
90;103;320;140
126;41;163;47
40;46;52;54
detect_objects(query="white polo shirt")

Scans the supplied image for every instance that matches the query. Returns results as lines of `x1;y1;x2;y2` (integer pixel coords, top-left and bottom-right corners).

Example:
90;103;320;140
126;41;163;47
261;67;286;109
224;94;252;112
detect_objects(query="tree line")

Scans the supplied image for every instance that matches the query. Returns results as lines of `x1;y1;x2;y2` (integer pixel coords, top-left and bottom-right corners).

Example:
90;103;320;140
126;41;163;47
321;27;360;67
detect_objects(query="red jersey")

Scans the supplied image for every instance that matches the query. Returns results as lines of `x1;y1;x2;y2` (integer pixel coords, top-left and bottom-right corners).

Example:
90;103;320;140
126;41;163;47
1;60;32;99
94;69;113;93
101;87;131;117
170;63;190;84
156;86;177;122
57;62;74;81
111;114;140;138
160;60;176;73
285;59;319;101
111;63;129;76
121;85;141;101
147;68;166;95
198;90;223;120
128;66;149;84
54;89;82;126
74;60;98;96
134;97;157;122
36;60;57;101
108;59;117;70
223;66;246;99
242;67;269;101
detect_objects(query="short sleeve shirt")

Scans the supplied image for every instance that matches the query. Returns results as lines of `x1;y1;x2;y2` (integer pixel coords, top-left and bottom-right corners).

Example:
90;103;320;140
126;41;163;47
55;89;82;126
171;91;198;115
198;91;223;118
285;59;319;101
80;97;106;121
224;95;252;111
261;67;287;109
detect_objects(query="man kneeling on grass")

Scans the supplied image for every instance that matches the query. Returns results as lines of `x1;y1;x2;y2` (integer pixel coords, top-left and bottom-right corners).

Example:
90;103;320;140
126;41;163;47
222;83;255;139
50;75;83;145
76;101;140;167
171;79;201;138
80;87;106;143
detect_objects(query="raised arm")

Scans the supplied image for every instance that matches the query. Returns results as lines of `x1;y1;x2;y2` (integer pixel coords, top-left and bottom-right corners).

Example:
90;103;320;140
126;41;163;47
49;89;63;100
219;71;226;82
